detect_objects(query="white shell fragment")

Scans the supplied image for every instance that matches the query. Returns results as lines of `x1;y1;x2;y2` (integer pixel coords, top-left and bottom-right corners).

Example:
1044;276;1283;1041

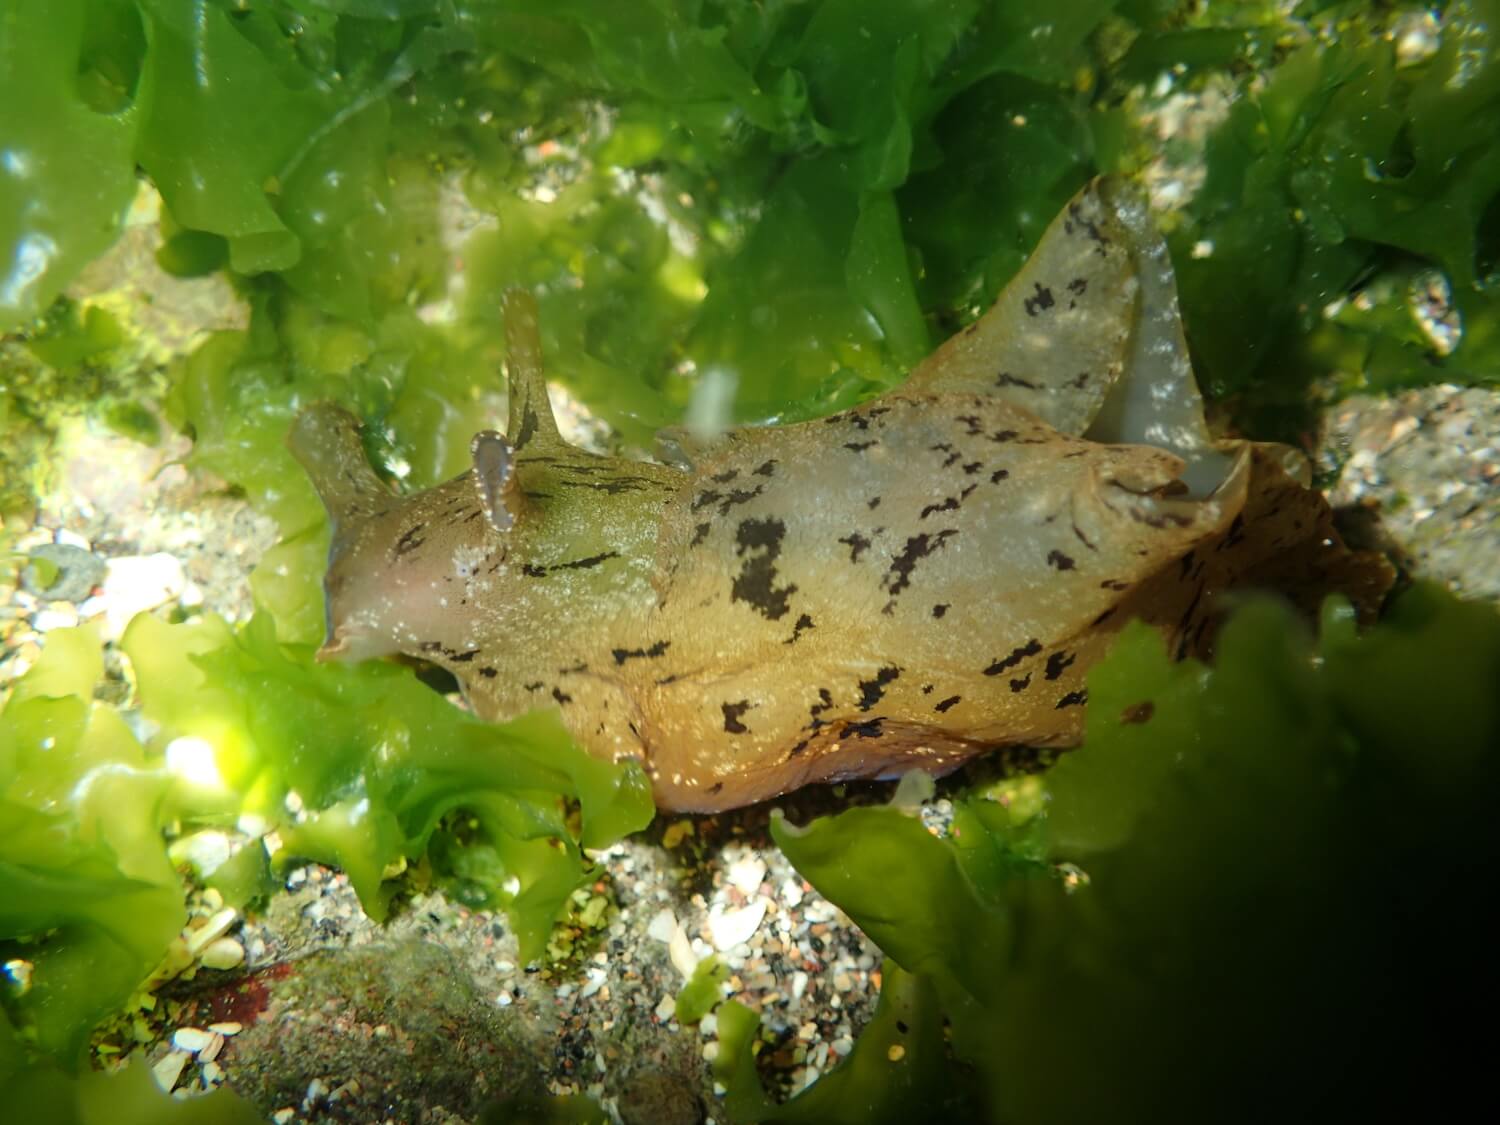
171;1027;214;1053
152;1050;191;1093
708;899;768;952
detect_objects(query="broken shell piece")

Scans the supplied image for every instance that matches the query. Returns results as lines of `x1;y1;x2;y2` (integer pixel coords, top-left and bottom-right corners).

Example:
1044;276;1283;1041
185;908;238;956
646;907;679;944
171;1027;214;1053
152;1050;191;1093
708;899;767;951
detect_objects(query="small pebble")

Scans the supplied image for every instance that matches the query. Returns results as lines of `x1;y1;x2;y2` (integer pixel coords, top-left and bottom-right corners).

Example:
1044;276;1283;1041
200;937;245;970
20;543;105;602
303;1076;329;1109
727;856;767;895
32;607;79;632
668;927;697;979
169;831;232;878
99;552;187;639
646;907;678;944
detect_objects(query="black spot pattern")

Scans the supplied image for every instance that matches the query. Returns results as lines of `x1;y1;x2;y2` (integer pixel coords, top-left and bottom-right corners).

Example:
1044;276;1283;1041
722;700;752;733
557;476;654;496
996;372;1040;389
731;518;797;621
612;640;671;665
856;666;901;711
1044;651;1076;681
785;613;815;645
394;524;426;556
553;552;619;571
985;639;1041;676
525;551;621;577
515;403;539;449
838;531;873;562
693;485;765;517
882;530;958;606
809;688;834;721
929;442;962;468
1023;283;1055;316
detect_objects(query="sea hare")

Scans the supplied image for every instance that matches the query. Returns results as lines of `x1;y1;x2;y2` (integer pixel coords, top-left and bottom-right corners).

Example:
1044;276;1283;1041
289;178;1391;812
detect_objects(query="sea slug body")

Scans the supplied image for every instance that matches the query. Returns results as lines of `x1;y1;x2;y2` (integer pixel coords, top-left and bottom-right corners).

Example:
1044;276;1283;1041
289;178;1392;812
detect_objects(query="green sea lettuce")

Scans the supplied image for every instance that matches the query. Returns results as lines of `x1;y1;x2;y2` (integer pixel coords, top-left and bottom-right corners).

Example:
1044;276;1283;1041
715;961;968;1125
764;585;1500;1121
0;624;184;1064
673;954;730;1026
1;1006;262;1125
120;611;654;953
0;1;140;330
0;612;650;1082
5;2;1500;1117
8;0;1494;528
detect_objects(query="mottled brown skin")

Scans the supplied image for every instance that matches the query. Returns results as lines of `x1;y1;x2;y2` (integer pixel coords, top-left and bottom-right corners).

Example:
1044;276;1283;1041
289;179;1392;812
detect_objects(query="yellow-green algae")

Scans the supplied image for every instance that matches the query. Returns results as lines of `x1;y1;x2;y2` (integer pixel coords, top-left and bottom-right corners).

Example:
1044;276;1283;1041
723;585;1500;1122
0;615;650;1083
